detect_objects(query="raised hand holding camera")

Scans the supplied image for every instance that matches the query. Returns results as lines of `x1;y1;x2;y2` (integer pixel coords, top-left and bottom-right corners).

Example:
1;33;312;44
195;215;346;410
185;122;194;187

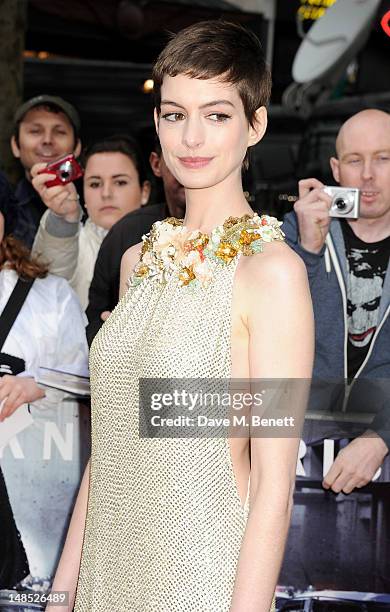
42;154;83;188
294;179;361;254
31;155;83;223
294;178;333;254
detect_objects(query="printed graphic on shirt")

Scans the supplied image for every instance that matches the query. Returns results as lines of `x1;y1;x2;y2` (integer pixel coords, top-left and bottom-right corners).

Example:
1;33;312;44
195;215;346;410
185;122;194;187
341;220;390;378
346;246;385;348
341;221;390;378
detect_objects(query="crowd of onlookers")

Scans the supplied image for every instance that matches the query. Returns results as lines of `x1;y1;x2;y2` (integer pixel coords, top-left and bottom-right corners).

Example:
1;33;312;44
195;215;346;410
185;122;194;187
5;94;186;310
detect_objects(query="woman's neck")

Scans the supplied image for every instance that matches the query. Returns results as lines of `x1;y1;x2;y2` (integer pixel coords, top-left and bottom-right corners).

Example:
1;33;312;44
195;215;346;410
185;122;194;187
182;176;253;234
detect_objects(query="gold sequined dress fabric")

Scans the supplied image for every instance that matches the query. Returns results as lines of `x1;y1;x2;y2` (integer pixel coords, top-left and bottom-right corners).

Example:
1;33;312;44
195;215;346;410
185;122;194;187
75;216;283;612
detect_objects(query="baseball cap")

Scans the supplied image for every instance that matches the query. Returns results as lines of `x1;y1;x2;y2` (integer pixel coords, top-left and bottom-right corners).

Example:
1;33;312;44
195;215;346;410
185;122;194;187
14;95;81;136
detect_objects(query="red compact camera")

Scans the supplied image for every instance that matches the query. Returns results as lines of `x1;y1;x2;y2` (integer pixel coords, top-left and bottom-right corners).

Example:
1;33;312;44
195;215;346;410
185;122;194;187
40;154;83;188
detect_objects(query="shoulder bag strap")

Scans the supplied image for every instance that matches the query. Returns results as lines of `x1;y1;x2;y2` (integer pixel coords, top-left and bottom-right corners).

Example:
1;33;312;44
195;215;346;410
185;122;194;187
0;277;35;351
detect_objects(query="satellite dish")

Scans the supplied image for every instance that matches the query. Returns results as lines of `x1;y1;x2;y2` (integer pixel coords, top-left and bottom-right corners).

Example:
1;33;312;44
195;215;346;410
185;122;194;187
292;0;382;85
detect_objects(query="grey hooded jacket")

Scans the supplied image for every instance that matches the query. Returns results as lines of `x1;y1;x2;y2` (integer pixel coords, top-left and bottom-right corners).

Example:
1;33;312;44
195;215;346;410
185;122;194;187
282;211;390;448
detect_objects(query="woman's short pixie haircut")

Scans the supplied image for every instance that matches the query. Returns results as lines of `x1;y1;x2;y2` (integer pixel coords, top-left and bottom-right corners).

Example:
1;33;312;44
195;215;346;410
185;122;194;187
152;20;272;127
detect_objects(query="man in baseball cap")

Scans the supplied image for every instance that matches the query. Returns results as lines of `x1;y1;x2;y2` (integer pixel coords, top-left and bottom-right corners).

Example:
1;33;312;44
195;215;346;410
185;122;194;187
11;95;82;247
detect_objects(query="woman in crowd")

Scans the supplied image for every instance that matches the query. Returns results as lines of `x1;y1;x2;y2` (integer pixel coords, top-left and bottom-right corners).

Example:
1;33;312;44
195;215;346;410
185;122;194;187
0;182;88;588
32;135;151;309
48;21;313;612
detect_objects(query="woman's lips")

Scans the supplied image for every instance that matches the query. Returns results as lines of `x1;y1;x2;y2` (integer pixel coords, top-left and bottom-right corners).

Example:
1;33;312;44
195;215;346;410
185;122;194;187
178;157;213;169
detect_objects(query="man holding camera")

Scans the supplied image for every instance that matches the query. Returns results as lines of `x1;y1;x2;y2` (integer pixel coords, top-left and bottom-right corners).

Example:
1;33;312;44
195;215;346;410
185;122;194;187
283;108;390;494
11;95;82;247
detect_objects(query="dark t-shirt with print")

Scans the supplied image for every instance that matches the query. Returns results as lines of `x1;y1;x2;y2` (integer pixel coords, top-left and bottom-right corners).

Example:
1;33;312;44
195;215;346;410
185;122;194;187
341;221;390;378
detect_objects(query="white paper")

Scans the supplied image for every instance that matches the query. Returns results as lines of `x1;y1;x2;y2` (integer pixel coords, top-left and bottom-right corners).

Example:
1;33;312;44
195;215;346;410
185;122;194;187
0;403;33;448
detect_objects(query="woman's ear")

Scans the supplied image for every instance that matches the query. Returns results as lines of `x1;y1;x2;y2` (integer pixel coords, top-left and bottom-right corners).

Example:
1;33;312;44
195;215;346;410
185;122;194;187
247;106;268;148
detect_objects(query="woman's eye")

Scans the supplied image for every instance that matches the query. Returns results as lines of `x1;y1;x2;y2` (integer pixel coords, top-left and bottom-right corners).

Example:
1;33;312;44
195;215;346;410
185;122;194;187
88;182;100;189
115;180;129;186
207;113;231;122
162;112;185;122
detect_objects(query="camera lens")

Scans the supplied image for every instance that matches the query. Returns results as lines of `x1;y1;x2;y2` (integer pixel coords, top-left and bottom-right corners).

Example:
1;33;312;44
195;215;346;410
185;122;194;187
335;198;346;210
59;161;72;182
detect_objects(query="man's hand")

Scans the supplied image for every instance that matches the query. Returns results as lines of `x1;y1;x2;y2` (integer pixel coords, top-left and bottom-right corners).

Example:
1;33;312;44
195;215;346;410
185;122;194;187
31;162;81;223
294;178;333;254
0;375;45;421
322;432;389;494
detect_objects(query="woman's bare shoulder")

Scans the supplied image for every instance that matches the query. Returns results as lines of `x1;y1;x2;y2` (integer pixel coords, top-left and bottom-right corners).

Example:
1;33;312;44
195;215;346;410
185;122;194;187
239;239;307;288
121;242;143;272
119;242;143;298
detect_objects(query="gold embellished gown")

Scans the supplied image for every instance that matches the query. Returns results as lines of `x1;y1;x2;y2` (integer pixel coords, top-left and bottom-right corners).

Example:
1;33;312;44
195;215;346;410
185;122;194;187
74;214;284;612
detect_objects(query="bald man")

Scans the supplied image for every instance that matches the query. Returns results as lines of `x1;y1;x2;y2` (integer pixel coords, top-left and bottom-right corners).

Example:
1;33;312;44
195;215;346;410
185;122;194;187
283;109;390;494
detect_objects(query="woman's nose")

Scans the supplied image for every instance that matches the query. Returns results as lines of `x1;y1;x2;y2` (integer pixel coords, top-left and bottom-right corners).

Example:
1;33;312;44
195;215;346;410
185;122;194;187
182;116;204;150
101;182;113;198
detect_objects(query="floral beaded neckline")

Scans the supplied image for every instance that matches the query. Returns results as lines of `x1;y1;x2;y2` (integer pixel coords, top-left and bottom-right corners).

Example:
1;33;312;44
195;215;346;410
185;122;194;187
129;213;284;289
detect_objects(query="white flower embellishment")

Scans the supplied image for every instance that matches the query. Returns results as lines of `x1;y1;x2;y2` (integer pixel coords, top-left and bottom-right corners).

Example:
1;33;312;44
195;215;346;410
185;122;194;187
130;214;284;289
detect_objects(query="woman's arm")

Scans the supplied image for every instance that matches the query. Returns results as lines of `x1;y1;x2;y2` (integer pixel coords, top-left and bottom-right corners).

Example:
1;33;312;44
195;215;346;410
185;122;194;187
46;460;90;612
230;243;314;612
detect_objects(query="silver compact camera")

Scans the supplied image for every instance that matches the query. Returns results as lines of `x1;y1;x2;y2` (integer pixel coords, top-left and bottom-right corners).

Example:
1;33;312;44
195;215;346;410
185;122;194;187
324;186;360;219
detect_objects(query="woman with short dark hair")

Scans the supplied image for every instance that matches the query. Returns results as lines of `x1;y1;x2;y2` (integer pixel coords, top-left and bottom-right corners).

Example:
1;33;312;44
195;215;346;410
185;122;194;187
49;21;313;612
